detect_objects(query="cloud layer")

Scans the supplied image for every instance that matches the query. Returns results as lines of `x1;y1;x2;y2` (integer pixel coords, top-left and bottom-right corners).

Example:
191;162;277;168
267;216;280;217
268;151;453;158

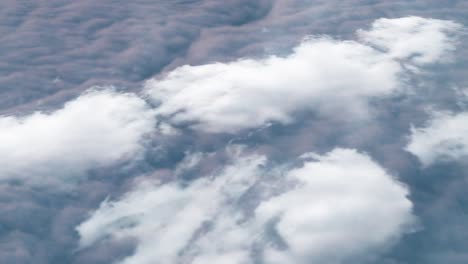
77;148;414;264
0;0;272;113
0;1;467;262
146;17;461;133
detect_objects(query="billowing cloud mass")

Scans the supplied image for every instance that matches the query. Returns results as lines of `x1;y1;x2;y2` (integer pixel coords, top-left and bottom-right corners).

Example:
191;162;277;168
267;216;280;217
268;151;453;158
77;148;414;264
146;17;461;133
406;111;468;166
0;89;155;185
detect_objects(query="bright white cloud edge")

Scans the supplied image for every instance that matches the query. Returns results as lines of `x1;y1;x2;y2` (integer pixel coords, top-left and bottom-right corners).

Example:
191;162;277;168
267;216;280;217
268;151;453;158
77;148;415;264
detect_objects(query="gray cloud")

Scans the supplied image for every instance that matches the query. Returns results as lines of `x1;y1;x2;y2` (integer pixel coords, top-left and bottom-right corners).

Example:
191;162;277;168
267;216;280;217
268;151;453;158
0;0;272;114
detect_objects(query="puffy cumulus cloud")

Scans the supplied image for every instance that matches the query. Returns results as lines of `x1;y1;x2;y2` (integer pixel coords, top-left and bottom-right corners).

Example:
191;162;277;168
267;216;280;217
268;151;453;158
0;89;155;185
357;16;462;65
147;39;399;132
257;149;414;264
77;148;414;264
406;111;468;166
145;17;462;133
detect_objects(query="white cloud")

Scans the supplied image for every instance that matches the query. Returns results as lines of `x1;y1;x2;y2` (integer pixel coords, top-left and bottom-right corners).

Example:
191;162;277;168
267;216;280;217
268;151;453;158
257;149;414;264
357;16;461;65
0;89;156;185
77;151;265;264
77;148;414;264
406;111;468;166
145;17;461;133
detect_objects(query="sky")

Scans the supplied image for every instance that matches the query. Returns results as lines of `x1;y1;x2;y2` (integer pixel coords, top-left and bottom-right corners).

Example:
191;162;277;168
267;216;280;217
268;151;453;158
1;1;468;264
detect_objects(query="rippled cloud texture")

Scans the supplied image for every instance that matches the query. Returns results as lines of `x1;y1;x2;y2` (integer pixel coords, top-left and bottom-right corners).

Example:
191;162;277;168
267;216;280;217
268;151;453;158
1;1;468;264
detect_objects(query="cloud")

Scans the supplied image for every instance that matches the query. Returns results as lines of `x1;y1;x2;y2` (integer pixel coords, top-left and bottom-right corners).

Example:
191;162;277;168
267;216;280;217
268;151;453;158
77;148;414;264
256;149;415;263
406;111;468;166
0;1;466;262
0;89;155;185
2;0;467;116
357;16;461;65
145;17;461;133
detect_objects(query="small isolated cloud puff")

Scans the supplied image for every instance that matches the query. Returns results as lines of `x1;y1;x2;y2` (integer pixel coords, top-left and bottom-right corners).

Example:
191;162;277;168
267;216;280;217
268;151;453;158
357;16;462;65
77;148;414;264
406;111;468;166
145;17;461;133
0;89;155;185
